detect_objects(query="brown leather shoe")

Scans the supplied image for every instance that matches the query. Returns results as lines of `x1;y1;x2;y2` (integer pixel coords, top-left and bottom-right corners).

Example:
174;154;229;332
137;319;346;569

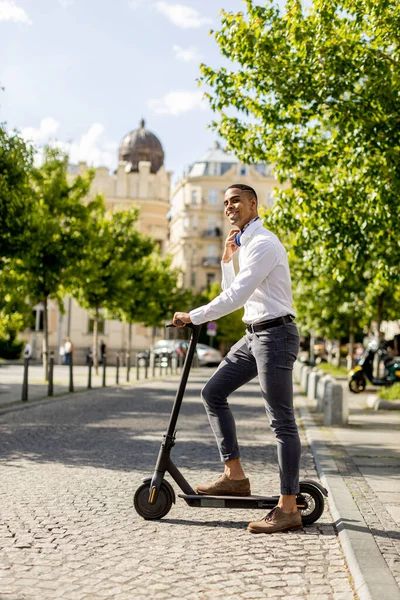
248;506;302;534
195;474;251;497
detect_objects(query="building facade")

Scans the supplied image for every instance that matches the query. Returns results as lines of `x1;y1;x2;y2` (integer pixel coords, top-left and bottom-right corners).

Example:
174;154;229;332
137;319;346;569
28;120;171;364
167;142;284;293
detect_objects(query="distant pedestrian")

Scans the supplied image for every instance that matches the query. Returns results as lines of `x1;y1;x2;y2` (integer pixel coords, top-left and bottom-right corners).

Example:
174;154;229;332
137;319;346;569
64;337;73;366
23;343;32;359
86;347;93;365
100;340;106;364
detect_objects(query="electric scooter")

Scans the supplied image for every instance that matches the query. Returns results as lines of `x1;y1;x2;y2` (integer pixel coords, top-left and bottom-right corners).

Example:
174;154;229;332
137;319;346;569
134;322;327;525
348;340;400;393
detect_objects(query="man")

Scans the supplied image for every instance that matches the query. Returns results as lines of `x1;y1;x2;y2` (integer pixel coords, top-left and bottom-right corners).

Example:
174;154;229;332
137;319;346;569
173;184;301;534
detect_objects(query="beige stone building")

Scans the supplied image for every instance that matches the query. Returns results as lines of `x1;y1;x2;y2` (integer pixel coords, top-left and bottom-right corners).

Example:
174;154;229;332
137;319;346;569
28;120;171;364
167;142;282;293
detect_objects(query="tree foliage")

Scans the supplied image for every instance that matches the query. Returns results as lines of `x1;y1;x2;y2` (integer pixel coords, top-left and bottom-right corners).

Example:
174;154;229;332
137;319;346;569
0;126;34;261
8;147;98;374
201;0;400;338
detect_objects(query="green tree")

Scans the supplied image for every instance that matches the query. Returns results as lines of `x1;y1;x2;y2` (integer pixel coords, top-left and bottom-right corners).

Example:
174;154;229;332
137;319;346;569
12;147;98;378
0;126;34;261
200;0;400;335
117;254;191;357
71;204;156;372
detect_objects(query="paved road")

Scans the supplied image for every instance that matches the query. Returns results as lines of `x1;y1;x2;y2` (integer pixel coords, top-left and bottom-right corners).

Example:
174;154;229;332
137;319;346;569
0;370;354;600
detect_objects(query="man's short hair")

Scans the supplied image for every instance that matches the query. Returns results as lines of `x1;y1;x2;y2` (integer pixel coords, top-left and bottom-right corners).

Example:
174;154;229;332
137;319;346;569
225;183;258;202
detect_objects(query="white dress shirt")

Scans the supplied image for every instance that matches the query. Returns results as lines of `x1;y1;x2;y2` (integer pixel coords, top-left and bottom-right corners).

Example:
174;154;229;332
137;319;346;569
189;219;295;326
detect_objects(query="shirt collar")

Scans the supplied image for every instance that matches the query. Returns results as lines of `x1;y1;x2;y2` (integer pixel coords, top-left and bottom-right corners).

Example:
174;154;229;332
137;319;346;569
240;216;262;245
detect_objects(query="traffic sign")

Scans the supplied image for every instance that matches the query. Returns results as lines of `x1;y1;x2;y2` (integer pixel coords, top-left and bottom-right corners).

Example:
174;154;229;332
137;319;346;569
207;322;217;336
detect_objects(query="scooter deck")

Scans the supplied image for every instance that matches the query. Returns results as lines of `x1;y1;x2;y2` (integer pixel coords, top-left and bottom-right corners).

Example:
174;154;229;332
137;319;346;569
179;494;306;510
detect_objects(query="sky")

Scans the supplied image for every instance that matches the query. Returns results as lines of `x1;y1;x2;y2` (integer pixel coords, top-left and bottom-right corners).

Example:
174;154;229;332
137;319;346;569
0;0;251;180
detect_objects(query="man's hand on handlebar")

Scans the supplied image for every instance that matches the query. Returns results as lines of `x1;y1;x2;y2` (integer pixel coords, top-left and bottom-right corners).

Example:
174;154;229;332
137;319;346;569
173;312;192;328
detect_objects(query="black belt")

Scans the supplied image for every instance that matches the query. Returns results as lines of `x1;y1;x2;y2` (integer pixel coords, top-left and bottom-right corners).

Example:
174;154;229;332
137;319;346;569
246;314;295;333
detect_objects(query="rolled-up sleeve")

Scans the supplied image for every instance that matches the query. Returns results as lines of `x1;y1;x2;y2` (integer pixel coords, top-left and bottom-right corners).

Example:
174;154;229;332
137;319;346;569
221;261;235;291
189;241;279;325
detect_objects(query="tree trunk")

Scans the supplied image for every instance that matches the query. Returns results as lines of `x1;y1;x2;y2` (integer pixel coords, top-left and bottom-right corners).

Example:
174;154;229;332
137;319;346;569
375;293;385;377
335;339;341;368
376;293;385;340
347;318;355;372
327;339;333;364
129;322;132;360
43;296;49;381
309;330;315;366
93;308;99;375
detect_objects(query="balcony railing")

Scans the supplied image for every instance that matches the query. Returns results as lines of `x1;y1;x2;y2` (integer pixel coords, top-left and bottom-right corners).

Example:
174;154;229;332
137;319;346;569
201;227;222;238
201;257;221;267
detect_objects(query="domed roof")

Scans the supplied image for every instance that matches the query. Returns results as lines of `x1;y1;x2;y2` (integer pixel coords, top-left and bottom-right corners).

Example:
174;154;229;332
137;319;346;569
119;119;164;174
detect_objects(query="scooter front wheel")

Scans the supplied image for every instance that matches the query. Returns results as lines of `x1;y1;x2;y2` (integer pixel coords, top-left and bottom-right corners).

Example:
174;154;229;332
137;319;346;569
348;376;366;393
134;481;173;520
299;482;325;526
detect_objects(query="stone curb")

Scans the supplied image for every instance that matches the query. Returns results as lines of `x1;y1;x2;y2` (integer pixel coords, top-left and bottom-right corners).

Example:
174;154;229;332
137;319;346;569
366;394;400;411
298;401;400;600
0;372;185;416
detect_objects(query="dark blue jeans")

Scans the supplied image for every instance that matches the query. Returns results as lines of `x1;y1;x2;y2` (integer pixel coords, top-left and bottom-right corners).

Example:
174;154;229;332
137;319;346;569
201;322;301;495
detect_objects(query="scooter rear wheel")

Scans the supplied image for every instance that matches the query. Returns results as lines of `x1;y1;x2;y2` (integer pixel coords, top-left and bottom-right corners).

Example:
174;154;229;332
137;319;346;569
299;482;325;526
348;376;366;393
134;481;173;520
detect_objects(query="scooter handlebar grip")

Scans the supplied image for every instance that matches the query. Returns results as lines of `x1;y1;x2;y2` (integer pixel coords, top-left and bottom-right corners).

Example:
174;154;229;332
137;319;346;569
166;322;201;331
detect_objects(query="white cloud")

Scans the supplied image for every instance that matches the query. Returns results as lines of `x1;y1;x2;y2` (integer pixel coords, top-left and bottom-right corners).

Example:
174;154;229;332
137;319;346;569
22;117;60;143
21;118;118;169
155;2;211;29
149;90;206;115
173;44;202;62
59;0;74;8
0;0;32;24
128;0;144;7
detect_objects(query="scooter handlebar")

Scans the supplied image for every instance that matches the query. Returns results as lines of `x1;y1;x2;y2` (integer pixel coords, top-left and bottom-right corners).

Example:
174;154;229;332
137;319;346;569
166;321;201;330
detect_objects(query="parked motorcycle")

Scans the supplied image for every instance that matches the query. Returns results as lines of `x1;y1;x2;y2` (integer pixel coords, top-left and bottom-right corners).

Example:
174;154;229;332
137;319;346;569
348;340;400;393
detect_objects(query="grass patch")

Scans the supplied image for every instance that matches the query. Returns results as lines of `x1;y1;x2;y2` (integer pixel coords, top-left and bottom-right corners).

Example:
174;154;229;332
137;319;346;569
378;382;400;401
318;362;348;378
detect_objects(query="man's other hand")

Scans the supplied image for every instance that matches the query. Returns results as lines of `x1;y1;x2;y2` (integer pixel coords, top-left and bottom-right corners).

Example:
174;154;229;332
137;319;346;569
173;312;191;327
222;228;240;263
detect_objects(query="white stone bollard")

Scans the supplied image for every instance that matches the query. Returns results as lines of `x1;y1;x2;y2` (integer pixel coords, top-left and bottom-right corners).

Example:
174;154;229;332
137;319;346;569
300;366;312;392
293;360;303;383
316;375;333;413
324;381;348;426
308;370;322;403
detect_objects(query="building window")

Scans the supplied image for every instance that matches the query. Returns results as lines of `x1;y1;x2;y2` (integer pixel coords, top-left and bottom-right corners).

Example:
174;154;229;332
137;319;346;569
30;308;44;331
208;162;220;176
206;273;216;287
239;164;248;176
192;215;198;230
208;189;219;205
88;318;105;334
191;189;198;205
267;191;275;206
207;244;217;258
191;272;196;287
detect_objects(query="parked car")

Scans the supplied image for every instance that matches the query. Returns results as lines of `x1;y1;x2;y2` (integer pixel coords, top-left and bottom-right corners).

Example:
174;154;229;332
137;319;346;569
195;343;222;366
151;339;189;365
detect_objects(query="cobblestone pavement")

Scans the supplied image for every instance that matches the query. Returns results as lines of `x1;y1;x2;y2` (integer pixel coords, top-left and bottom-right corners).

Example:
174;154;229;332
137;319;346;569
0;370;355;600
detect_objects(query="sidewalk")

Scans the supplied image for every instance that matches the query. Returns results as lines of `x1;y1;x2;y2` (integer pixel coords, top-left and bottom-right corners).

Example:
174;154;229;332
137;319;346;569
295;379;400;600
0;363;165;408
